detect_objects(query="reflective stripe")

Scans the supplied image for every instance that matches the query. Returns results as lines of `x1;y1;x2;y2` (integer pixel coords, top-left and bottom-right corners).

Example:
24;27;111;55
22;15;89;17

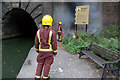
48;31;53;51
53;50;57;53
43;66;51;79
60;35;61;40
48;31;52;44
37;30;53;51
37;30;41;44
43;76;49;79
58;26;61;32
36;48;39;51
35;75;41;78
48;66;51;78
59;35;62;40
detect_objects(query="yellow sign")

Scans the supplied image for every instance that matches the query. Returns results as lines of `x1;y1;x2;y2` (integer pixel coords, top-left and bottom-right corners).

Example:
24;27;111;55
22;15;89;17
75;5;89;24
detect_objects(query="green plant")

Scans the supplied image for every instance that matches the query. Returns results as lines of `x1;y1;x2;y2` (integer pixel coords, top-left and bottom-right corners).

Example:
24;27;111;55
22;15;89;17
103;25;119;39
96;65;102;69
62;25;120;59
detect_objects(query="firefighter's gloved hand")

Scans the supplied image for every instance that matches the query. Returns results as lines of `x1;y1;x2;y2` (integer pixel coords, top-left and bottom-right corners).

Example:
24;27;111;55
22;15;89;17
36;51;39;53
53;52;57;56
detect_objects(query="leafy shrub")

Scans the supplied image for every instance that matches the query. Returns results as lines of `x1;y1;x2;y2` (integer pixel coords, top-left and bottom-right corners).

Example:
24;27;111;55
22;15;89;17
62;25;120;55
103;25;119;39
62;36;72;45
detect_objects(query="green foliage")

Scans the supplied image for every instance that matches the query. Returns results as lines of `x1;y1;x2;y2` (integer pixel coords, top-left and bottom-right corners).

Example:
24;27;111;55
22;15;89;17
62;25;120;55
96;65;102;69
62;36;73;44
103;25;119;39
63;38;81;54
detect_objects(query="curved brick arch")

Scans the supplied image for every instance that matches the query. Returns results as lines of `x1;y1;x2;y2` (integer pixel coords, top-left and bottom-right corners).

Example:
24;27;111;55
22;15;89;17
2;2;53;39
2;2;43;27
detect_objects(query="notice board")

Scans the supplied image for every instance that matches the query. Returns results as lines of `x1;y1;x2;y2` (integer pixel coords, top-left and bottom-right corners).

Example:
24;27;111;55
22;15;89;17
75;5;89;24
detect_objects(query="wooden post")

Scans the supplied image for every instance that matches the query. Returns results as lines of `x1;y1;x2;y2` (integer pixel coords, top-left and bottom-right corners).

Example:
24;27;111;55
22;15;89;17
75;24;78;38
86;24;87;32
76;24;78;32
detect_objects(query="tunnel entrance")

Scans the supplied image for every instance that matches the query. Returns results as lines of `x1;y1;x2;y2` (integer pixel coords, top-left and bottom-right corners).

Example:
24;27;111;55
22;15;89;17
2;8;38;78
2;8;38;38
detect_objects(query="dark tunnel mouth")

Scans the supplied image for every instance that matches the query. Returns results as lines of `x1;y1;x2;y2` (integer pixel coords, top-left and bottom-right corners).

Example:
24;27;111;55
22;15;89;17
2;8;38;38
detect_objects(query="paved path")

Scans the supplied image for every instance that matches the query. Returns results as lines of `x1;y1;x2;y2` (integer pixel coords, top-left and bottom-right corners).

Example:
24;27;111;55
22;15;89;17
17;42;102;78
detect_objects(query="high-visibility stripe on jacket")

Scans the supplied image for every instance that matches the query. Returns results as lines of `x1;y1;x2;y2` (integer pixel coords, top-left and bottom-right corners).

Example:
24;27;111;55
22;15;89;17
58;25;62;32
37;30;53;51
35;28;57;55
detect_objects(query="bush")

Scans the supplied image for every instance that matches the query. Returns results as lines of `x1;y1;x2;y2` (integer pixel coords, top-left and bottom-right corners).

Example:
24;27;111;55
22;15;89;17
62;25;120;55
63;38;81;54
103;25;119;39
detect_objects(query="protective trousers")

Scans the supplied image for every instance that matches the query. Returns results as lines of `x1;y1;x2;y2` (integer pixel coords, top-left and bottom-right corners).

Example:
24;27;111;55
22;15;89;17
35;53;54;79
58;32;62;41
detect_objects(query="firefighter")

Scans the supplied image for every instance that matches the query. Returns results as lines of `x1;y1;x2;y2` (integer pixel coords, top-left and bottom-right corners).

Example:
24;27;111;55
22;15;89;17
35;15;57;80
57;22;62;42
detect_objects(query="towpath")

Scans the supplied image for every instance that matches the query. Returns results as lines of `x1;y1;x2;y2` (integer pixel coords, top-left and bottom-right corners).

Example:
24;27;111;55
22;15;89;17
17;42;102;78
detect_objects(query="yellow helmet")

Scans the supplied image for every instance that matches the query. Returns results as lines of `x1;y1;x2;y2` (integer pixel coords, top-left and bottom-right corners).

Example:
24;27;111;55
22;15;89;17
59;22;62;24
42;15;53;26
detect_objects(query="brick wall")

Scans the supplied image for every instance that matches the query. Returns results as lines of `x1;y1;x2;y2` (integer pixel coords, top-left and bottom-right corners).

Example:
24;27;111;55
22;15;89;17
76;2;119;33
102;2;119;26
2;2;119;37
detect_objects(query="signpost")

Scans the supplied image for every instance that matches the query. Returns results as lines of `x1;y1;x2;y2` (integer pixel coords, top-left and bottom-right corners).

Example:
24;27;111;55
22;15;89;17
75;5;89;32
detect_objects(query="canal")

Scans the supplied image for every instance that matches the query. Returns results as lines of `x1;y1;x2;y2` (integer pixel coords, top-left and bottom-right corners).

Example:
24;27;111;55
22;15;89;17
2;7;38;79
2;36;35;78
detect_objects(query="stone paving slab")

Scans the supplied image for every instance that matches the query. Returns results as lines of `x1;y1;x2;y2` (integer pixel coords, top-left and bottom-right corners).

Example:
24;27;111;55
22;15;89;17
17;46;37;78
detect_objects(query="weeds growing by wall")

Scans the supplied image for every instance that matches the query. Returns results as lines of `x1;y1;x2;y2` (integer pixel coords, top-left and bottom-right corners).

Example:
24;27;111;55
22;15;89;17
62;25;120;54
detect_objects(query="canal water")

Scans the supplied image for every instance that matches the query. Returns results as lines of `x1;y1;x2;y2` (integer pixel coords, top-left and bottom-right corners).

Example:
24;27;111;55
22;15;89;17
2;36;35;78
